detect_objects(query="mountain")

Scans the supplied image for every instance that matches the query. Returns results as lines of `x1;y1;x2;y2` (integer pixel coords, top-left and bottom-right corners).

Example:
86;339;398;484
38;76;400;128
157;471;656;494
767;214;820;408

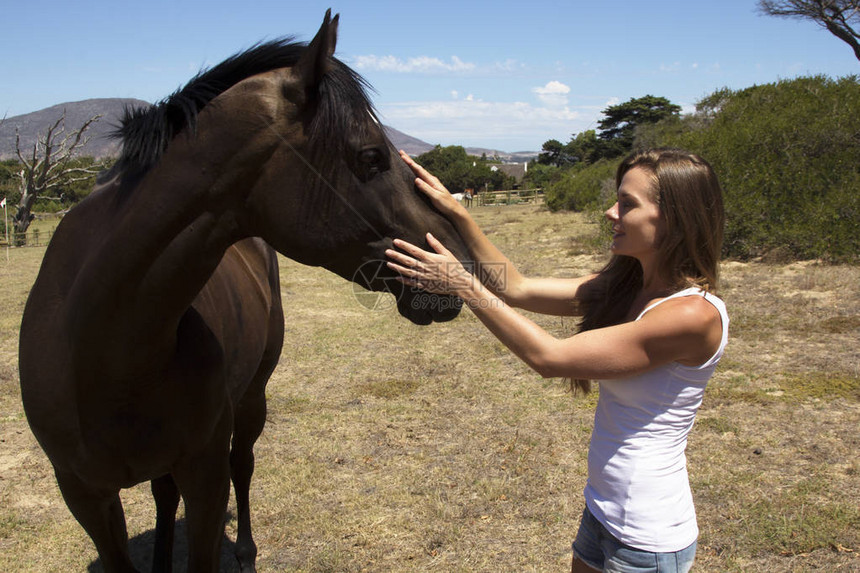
461;147;540;163
383;125;434;156
1;99;537;162
0;98;150;160
383;126;538;161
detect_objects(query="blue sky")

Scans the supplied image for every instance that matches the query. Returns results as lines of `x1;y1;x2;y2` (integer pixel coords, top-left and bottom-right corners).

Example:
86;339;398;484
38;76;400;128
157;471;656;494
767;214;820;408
2;0;857;152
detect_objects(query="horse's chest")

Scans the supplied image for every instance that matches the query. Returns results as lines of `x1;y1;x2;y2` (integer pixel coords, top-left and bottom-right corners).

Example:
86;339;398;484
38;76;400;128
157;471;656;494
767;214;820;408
73;395;232;487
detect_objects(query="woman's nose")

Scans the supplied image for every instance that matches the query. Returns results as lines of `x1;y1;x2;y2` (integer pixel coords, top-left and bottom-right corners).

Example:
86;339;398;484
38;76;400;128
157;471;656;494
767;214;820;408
605;202;619;221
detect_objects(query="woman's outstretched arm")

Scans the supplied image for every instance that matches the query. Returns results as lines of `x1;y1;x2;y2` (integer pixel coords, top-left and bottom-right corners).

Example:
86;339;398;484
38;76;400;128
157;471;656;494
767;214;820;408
399;150;594;316
387;233;722;379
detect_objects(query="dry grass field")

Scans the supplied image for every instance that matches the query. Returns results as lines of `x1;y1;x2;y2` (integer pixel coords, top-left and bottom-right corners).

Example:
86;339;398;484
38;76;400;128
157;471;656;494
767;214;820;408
0;205;857;572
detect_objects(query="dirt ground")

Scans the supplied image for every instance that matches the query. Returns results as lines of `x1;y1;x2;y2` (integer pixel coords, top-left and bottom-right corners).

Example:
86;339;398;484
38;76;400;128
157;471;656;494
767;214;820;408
0;205;857;572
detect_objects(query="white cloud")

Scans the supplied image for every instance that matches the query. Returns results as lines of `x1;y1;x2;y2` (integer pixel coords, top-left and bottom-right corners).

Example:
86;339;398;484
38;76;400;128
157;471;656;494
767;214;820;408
377;98;589;151
532;80;571;107
350;54;528;76
493;59;524;73
450;91;477;102
351;54;475;74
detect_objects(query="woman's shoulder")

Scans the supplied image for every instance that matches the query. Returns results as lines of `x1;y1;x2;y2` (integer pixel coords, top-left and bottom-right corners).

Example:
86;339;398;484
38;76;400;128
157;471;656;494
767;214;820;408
642;293;724;366
668;289;727;328
637;288;719;319
656;294;721;324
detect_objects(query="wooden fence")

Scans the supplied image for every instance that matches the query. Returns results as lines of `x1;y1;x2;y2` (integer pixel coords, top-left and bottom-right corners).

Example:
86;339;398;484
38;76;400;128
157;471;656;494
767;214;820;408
0;213;61;248
1;230;55;248
471;188;544;207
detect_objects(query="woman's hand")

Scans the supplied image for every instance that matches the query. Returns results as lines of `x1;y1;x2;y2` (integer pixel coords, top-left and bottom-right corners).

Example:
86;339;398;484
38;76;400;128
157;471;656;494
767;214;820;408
399;150;467;220
386;233;476;297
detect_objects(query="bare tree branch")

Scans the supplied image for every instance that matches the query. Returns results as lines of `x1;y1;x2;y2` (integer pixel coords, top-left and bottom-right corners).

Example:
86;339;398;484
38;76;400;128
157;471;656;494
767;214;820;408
758;0;860;61
11;110;106;243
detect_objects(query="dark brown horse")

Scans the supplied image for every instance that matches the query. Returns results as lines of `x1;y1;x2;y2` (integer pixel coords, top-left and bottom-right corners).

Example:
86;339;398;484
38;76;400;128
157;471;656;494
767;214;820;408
19;11;468;573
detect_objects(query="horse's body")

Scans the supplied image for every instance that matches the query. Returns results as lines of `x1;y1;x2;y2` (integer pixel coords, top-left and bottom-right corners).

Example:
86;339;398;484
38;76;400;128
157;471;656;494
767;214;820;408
19;11;468;573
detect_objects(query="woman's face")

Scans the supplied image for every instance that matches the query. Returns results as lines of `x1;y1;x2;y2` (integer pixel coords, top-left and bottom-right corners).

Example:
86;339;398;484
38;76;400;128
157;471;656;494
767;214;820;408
605;167;665;262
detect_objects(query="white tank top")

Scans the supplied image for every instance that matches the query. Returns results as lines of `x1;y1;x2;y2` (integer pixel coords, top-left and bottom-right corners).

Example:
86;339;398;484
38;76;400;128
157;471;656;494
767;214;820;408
583;288;729;552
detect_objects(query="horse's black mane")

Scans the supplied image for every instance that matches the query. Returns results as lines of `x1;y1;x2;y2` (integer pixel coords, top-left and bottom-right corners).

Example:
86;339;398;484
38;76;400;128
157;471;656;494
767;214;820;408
105;37;379;180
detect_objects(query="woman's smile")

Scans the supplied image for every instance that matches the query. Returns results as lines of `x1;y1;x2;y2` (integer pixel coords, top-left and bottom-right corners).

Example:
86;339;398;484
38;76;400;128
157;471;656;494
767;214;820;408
605;167;664;261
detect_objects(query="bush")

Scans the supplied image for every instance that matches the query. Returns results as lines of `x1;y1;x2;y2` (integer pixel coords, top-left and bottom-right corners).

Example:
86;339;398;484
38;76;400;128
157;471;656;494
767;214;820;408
545;159;618;212
643;75;860;261
415;145;512;193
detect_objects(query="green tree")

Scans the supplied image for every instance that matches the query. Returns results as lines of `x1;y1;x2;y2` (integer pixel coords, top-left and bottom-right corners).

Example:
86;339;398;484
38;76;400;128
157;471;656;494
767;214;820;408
0;160;19;197
414;145;512;194
597;95;682;158
564;129;604;165
536;139;569;166
414;145;469;174
523;162;560;189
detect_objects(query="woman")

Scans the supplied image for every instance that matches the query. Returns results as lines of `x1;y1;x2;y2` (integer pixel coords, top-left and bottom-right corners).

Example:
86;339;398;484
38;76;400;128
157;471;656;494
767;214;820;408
386;148;728;572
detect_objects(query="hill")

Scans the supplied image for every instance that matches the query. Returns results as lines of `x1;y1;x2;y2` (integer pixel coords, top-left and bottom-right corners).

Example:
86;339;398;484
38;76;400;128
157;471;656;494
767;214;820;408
385;127;538;161
0;99;150;160
1;99;536;162
383;125;434;156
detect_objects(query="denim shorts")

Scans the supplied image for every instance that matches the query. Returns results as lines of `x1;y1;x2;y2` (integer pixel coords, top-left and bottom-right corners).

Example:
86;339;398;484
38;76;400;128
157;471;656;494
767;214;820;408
572;507;697;573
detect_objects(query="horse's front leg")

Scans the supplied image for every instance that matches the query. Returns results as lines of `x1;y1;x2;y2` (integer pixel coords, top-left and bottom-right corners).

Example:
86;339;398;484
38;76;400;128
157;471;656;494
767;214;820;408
54;467;139;573
230;385;271;573
173;414;232;573
151;474;181;573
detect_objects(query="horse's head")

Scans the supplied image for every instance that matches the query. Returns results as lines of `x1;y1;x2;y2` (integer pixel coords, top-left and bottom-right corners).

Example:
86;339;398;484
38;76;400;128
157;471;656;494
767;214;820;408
110;11;470;324
227;11;470;324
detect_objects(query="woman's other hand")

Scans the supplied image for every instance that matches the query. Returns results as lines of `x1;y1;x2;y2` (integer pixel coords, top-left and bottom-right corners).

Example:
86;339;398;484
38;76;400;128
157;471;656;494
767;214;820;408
386;233;476;297
399;150;467;220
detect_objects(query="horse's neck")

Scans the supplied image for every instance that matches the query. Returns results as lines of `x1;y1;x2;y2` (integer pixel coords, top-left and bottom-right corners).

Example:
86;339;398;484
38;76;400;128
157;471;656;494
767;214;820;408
65;154;248;366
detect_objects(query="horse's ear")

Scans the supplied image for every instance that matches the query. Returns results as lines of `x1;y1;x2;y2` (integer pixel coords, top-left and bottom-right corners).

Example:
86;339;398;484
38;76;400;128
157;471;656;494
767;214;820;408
294;9;339;98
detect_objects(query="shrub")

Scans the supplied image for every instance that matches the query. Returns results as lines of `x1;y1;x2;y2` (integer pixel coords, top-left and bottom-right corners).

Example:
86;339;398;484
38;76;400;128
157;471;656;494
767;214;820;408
545;159;618;212
644;75;860;261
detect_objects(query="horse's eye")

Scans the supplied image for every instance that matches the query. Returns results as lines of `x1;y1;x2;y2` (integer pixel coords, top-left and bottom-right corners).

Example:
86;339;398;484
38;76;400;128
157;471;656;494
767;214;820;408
353;146;389;182
359;148;383;166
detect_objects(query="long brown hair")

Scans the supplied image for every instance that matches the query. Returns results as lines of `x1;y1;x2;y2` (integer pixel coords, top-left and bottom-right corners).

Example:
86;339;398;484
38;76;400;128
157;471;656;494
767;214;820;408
570;148;725;394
